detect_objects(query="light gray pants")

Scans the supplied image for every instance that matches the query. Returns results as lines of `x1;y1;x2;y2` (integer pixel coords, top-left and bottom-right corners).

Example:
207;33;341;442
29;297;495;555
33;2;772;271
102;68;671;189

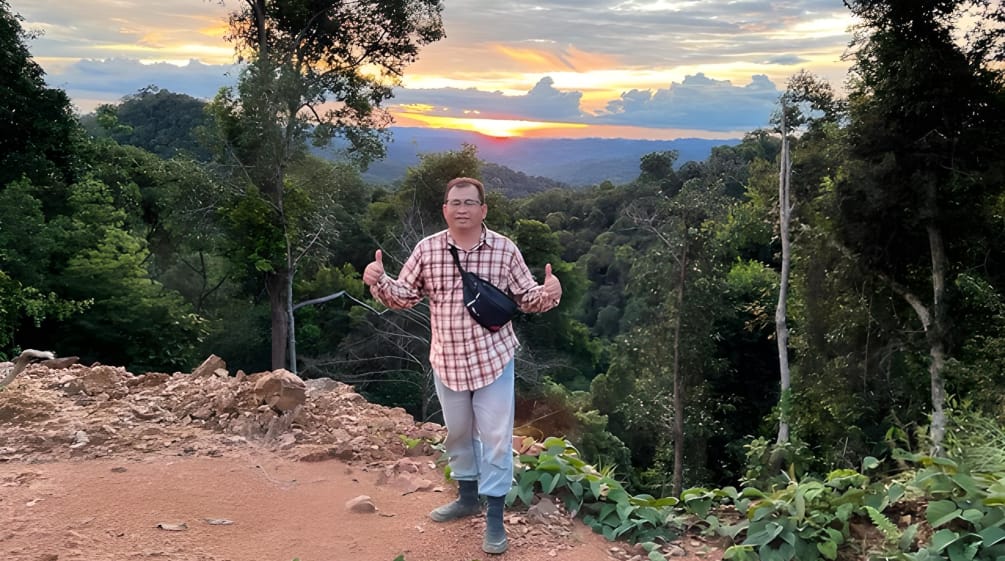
434;359;515;498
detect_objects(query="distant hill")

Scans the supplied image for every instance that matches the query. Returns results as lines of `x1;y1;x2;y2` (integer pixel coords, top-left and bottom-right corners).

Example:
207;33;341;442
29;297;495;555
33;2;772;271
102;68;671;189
355;127;740;188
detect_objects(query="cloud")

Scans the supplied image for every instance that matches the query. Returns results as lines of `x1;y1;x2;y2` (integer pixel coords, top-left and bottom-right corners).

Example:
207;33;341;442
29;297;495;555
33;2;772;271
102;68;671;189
44;59;239;110
390;73;781;133
596;73;780;131
19;0;851;134
391;77;585;122
763;55;810;66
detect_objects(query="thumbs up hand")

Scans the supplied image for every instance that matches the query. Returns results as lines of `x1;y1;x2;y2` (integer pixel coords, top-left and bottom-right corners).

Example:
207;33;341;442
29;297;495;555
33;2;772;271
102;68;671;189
543;263;562;304
363;249;385;286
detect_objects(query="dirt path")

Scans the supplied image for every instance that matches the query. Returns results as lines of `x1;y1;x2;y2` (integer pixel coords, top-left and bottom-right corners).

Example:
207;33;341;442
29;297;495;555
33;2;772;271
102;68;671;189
1;450;622;561
0;358;723;561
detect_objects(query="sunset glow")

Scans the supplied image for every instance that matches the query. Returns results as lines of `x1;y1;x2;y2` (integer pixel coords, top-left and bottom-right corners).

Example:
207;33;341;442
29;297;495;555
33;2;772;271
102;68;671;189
394;112;589;138
17;0;858;140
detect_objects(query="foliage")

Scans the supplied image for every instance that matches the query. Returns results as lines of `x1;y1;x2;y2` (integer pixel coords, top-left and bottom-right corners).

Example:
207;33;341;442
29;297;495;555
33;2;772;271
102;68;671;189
507;436;680;545
873;450;1005;561
943;401;1005;475
83;87;214;160
0;270;88;355
742;436;815;491
0;0;81;187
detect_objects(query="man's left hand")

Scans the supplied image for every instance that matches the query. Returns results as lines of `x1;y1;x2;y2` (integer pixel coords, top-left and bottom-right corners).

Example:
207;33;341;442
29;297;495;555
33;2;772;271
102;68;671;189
543;263;562;304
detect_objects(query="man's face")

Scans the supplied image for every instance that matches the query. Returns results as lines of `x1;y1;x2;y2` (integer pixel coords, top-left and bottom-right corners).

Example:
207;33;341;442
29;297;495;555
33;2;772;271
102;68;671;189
442;184;487;231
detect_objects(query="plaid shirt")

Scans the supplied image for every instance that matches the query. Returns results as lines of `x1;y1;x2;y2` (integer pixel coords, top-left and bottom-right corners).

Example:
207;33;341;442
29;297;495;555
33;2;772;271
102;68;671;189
371;227;558;391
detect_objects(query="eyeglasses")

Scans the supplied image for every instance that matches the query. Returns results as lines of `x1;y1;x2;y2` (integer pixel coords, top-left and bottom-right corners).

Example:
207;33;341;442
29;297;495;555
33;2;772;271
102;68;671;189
444;199;484;207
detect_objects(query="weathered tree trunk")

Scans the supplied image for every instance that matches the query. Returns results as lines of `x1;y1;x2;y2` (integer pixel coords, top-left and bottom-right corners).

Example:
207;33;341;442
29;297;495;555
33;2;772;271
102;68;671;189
266;271;290;371
671;240;687;497
926;211;948;454
775;112;792;445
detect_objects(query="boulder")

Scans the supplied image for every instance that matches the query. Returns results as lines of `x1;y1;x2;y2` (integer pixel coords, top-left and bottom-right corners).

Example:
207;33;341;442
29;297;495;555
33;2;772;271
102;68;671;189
191;355;227;378
253;370;307;412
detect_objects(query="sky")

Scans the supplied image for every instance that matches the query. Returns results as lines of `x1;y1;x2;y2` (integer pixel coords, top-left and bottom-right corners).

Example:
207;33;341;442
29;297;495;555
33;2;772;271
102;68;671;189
13;0;857;140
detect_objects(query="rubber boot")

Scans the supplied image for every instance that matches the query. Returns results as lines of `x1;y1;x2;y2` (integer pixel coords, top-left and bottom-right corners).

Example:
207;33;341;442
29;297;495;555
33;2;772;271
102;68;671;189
482;495;508;554
429;479;480;522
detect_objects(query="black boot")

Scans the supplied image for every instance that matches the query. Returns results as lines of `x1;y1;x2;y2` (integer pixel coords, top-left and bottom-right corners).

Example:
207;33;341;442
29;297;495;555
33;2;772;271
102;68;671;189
482;495;508;554
429;479;480;522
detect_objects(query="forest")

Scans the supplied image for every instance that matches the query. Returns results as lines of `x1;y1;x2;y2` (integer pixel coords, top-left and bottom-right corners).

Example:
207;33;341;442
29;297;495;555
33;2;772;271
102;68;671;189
3;0;1005;546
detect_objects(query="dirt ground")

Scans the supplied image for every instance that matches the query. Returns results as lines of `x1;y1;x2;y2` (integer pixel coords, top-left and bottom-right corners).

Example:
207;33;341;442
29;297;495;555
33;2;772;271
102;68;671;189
0;356;724;561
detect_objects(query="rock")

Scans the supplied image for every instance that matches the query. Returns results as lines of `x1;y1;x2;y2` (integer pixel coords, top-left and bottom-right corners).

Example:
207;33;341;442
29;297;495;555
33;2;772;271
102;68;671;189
253;370;306;412
70;431;90;449
346;495;376;513
527;496;559;523
41;356;79;369
77;365;130;397
191;355;227;378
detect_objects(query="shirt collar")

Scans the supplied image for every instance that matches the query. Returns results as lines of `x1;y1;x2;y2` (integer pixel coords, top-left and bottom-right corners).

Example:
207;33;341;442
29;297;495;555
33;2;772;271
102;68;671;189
445;225;491;251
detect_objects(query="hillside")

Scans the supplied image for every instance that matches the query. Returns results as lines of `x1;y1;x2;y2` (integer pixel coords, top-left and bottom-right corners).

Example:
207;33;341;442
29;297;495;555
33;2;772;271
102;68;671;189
0;356;722;561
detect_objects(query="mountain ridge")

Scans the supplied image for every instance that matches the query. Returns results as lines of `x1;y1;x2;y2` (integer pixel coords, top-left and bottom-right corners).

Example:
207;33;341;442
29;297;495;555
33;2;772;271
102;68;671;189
342;127;741;188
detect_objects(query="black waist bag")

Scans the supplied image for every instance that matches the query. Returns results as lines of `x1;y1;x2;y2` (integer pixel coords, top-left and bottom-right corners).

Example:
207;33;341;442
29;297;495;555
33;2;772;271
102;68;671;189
449;246;518;332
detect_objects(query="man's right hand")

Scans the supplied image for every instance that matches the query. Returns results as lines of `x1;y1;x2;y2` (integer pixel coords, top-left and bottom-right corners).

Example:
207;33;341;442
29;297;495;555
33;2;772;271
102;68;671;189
363;249;385;286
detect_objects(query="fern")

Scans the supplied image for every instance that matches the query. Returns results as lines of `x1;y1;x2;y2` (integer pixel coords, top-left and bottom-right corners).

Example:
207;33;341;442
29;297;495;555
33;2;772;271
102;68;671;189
864;506;900;543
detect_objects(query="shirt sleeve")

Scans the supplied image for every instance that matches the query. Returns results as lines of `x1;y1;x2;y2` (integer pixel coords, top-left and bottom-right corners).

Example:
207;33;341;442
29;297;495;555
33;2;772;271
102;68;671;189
507;246;559;314
369;245;425;309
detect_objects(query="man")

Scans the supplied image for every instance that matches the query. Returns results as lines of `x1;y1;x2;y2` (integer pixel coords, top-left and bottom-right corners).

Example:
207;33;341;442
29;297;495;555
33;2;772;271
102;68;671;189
363;177;562;554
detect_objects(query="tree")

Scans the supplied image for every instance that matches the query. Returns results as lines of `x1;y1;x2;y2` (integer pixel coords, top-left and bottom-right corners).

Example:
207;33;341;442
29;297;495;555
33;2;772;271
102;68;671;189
0;0;80;188
84;87;214;161
839;0;1005;453
770;71;845;447
212;0;445;370
774;104;793;446
621;156;734;496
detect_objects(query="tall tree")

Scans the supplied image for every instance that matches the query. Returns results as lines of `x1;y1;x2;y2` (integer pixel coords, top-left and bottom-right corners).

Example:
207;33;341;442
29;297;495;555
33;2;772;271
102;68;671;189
774;105;793;446
622;159;733;496
839;0;1005;453
213;0;444;369
0;0;80;188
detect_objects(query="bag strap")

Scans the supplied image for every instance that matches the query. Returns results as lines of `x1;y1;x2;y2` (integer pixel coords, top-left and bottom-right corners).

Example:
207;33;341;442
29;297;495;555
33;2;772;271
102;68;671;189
448;245;466;275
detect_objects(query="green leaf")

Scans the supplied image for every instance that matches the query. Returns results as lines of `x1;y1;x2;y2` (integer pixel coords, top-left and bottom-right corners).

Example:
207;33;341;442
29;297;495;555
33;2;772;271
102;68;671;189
817;540;838;560
979;526;1005;548
723;545;756;561
927;500;962;527
570;479;584;499
745;521;785;547
961;509;984;524
741;487;768;499
616;500;636;522
599;502;618;523
899;523;919;552
862;456;881;471
759;541;795;561
887;483;905;504
931;529;963;552
540;472;557;494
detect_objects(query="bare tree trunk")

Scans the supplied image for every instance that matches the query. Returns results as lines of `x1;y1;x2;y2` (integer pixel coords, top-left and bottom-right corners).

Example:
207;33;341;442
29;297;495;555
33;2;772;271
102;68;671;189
266;272;290;370
775;111;792;445
671;240;687;497
874;219;949;455
287;268;297;374
926;218;948;455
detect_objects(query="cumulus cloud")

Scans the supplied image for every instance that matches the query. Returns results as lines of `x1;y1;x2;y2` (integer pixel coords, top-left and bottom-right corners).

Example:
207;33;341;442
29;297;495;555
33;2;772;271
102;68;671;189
596;74;781;131
45;59;240;109
390;73;781;132
391;77;585;121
